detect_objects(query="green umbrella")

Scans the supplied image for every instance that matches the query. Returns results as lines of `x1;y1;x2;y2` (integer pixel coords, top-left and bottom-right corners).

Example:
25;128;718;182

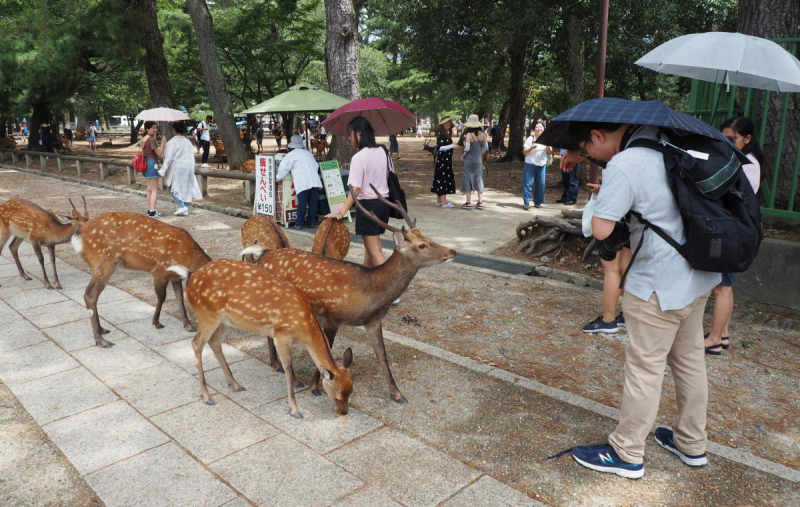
240;82;350;114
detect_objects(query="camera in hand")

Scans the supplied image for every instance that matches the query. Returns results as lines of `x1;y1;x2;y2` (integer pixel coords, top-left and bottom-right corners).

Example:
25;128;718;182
596;222;631;261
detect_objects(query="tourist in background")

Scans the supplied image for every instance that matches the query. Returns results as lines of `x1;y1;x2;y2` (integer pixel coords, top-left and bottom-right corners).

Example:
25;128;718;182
278;135;323;229
557;148;578;205
389;134;399;159
87;123;98;152
158;121;202;217
522;121;552;209
141;121;166;217
461;114;488;210
432;116;456;208
197;115;212;167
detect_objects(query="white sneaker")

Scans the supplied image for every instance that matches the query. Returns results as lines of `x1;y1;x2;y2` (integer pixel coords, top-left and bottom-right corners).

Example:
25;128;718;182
174;207;189;216
442;202;454;208
201;163;211;168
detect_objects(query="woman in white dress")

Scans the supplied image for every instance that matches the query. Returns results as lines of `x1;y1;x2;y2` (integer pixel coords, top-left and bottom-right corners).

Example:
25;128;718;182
158;121;203;216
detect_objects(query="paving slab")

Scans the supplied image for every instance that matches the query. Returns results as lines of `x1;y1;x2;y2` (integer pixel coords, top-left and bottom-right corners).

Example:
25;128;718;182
0;262;26;279
441;476;542;507
118;316;195;347
61;284;136;308
0;254;10;265
156;339;249;373
72;337;164;381
0;273;42;298
210;434;363;507
151;398;278;464
253;390;383;454
330;487;405;507
43;400;169;476
107;362;214;417
0;341;79;386
9;367;118;425
43;317;122;352
4;287;69;310
18;299;89;328
220;498;253;507
0;315;49;353
204;357;288;410
50;271;92;288
328;428;481;507
95;298;156;325
85;442;238;507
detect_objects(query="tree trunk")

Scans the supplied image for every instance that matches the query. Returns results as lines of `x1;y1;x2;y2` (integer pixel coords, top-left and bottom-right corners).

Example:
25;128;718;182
185;0;248;171
565;5;585;107
324;0;360;165
498;100;511;149
76;115;86;135
129;116;141;144
740;0;800;207
501;35;529;162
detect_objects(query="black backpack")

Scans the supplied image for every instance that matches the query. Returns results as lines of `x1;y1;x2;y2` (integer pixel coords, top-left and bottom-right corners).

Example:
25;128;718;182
624;133;762;274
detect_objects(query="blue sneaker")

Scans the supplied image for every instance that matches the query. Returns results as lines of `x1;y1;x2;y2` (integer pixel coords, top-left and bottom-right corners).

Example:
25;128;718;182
572;443;644;479
654;428;708;466
582;316;620;334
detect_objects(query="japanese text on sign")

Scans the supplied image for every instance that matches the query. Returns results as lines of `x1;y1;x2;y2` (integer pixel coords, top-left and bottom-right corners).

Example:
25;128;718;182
255;155;275;216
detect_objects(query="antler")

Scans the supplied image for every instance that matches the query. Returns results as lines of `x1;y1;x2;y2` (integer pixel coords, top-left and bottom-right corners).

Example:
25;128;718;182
82;196;88;216
349;185;401;234
370;184;416;229
68;198;79;214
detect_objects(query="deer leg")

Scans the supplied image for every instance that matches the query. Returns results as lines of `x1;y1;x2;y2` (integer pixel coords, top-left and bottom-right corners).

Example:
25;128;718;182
31;243;53;289
207;323;244;392
366;320;407;403
85;261;117;347
151;276;168;329
171;280;196;332
267;337;284;373
274;337;302;418
311;323;339;396
47;245;62;289
193;321;220;405
9;237;31;281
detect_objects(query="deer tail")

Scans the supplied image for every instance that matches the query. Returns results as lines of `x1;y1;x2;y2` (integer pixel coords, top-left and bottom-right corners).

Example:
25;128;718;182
70;231;83;254
239;246;267;263
167;265;191;281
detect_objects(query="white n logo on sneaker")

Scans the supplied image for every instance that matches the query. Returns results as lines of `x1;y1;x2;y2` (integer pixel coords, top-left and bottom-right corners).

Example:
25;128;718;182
599;453;614;464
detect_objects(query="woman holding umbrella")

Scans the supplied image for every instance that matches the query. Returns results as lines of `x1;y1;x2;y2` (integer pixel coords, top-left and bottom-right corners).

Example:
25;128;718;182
432;116;456;208
141;121;166;217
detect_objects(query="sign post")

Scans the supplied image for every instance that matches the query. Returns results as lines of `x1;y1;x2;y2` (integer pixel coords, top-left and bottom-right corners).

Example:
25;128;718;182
319;160;351;221
253;155;275;216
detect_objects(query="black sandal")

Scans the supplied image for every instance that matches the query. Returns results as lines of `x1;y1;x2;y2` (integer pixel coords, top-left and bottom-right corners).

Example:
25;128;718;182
705;344;723;356
720;336;730;349
475;202;483;210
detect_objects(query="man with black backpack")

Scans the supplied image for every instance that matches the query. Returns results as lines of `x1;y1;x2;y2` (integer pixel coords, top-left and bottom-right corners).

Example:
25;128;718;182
563;122;722;479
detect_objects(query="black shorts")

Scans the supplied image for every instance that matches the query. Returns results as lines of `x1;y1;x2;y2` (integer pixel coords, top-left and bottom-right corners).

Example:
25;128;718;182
355;198;390;236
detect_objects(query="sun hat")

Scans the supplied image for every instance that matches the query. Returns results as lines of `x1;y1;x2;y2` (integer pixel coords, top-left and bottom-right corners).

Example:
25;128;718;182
438;115;453;125
464;114;483;128
287;134;305;149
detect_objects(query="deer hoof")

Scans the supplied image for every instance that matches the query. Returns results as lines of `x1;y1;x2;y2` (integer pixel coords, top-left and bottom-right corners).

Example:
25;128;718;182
154;322;165;330
234;385;246;392
394;396;408;404
275;365;285;373
311;388;322;397
294;381;305;389
46;285;54;290
97;339;114;348
55;285;63;290
184;323;197;332
23;276;32;281
205;398;216;406
99;327;111;335
291;412;303;419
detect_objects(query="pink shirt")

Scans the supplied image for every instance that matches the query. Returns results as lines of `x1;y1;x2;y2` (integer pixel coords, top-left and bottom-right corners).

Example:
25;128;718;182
743;153;761;193
348;147;392;200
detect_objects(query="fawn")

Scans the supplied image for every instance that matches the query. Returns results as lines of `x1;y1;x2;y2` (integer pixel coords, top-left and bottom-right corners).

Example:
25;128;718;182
311;218;350;260
240;215;289;263
169;259;354;418
0;197;89;289
244;185;456;403
71;212;211;347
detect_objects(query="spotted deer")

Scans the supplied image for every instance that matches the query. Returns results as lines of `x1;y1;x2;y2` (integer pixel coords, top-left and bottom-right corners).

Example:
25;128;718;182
0;197;90;289
71;212;211;347
169;259;354;418
240;215;289;264
311;218;350;260
244;186;456;403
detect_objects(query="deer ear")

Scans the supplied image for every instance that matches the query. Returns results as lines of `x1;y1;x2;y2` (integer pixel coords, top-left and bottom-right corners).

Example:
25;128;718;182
342;347;353;368
393;231;405;248
319;366;334;381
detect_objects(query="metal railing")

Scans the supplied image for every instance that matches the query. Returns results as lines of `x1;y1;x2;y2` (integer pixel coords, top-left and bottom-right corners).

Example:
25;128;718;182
0;147;256;202
687;37;800;220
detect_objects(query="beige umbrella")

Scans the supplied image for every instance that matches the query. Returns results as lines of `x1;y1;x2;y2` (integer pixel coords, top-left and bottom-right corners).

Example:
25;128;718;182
134;107;191;122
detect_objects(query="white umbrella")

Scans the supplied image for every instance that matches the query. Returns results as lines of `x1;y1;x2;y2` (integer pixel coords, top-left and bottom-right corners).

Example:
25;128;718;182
636;32;800;93
134;107;191;122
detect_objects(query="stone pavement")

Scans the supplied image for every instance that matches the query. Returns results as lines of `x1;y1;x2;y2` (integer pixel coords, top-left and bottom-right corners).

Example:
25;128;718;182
0;242;542;507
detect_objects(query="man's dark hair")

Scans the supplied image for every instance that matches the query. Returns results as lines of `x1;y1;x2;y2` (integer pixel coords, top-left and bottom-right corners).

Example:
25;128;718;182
346;116;380;150
206;115;213;121
172;121;186;135
568;121;627;147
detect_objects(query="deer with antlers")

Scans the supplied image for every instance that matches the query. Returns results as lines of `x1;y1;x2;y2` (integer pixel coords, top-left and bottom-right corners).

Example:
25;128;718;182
243;186;456;403
311;218;350;260
240;215;289;263
71;212;211;348
168;259;354;418
0;197;90;290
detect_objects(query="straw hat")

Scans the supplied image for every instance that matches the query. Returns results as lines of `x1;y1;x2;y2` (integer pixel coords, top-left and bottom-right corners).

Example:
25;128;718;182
287;134;305;149
464;114;483;128
438;115;453;125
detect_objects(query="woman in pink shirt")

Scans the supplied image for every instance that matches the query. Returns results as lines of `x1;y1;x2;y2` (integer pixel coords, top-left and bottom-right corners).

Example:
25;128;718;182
326;117;393;267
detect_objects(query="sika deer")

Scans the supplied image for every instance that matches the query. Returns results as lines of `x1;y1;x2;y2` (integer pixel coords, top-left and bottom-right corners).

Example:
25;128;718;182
0;197;89;289
169;259;354;418
71;212;211;347
311;218;350;260
240;215;289;263
245;185;456;403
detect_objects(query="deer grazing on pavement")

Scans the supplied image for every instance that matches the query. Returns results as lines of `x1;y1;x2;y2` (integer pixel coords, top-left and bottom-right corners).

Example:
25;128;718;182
240;215;289;263
311;218;350;260
244;185;456;403
71;212;211;348
168;259;354;418
0;197;90;290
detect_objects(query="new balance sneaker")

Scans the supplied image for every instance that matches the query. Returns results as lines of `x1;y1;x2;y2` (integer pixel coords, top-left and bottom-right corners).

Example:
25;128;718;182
572;443;644;479
615;313;626;328
582;316;620;334
654;428;708;466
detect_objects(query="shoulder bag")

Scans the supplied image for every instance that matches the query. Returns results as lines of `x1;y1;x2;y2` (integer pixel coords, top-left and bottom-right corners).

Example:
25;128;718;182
383;147;408;220
132;135;149;173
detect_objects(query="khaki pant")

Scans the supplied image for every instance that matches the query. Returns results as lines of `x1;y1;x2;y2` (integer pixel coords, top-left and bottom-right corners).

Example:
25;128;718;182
609;291;710;464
